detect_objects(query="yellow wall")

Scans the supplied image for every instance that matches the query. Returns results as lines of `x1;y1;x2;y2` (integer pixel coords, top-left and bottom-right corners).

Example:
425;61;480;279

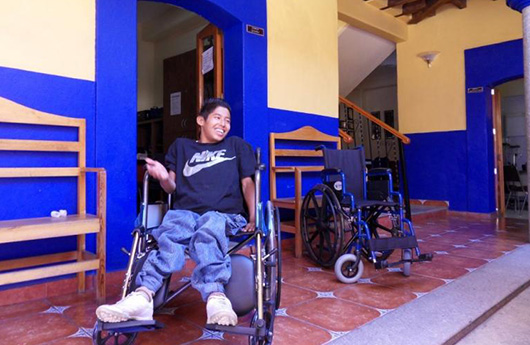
0;0;95;81
398;1;522;134
267;0;338;118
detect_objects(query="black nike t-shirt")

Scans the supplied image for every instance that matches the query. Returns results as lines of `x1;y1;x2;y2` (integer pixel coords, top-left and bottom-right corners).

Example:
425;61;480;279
165;136;256;215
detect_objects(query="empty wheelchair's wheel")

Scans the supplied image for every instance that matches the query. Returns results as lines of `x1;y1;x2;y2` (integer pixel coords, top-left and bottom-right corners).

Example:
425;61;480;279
301;184;344;267
248;310;274;345
92;323;138;345
402;249;412;277
334;253;364;284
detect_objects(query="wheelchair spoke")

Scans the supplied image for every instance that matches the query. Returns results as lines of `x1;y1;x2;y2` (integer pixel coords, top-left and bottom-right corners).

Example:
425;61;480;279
308;229;319;244
310;194;321;214
323;229;333;253
318;231;324;258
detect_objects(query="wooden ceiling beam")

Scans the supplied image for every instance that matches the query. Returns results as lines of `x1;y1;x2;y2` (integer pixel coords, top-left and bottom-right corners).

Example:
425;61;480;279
381;0;418;10
401;0;426;15
451;0;467;9
408;0;466;24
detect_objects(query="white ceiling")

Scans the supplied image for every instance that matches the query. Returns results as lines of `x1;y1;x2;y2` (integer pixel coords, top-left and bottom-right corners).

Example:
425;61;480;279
137;1;208;42
338;25;396;97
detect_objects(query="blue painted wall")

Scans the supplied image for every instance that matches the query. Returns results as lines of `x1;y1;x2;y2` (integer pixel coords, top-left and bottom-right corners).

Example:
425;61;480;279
0;67;98;263
465;39;523;213
405;39;523;213
405;131;467;211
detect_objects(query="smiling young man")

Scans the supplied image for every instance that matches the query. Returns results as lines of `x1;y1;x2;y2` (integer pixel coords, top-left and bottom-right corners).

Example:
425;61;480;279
96;98;256;326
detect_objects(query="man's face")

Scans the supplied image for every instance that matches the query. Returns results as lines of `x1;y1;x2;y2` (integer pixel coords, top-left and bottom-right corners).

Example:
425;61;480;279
197;106;231;144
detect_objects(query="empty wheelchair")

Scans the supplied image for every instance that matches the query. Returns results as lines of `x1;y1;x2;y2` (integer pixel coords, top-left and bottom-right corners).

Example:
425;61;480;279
93;149;282;345
300;146;432;283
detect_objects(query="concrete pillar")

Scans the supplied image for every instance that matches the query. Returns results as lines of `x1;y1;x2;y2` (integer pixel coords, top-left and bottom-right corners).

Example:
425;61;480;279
507;0;530;241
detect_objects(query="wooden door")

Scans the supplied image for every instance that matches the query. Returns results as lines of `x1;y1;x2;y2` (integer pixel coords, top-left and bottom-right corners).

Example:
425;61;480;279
196;23;223;112
493;90;505;216
163;49;197;152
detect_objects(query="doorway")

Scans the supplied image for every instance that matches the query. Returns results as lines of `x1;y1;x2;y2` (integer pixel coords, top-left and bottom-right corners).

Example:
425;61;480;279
494;78;527;219
136;1;224;203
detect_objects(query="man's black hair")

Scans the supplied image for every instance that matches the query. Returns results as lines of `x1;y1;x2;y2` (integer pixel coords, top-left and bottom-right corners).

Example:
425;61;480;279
198;98;231;119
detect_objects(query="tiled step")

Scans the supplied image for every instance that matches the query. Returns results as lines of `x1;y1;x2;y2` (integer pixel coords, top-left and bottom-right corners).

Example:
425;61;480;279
411;204;448;221
328;244;530;345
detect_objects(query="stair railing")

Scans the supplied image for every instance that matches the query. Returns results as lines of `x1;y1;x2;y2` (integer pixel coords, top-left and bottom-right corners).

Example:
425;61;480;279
339;96;412;220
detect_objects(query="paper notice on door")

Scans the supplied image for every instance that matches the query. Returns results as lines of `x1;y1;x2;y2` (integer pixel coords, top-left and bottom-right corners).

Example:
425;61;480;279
202;46;214;75
170;92;181;116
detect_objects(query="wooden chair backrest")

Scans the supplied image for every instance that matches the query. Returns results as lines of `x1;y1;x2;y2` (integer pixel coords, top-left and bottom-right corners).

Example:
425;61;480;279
269;126;341;199
0;97;87;214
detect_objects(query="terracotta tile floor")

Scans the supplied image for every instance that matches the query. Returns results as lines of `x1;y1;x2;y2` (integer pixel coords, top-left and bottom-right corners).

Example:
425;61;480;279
0;213;527;345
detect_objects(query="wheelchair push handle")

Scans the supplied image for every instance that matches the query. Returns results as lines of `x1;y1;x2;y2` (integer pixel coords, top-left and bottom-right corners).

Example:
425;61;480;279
255;147;265;171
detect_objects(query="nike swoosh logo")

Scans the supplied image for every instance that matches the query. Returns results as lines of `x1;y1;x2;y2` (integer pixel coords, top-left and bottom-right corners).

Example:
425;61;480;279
183;156;236;177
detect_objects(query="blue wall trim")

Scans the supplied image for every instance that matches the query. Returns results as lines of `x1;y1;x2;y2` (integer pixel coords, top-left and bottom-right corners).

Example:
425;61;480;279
95;0;138;270
405;131;468;211
268;108;339;200
465;39;523;213
506;0;530;12
268;108;339;136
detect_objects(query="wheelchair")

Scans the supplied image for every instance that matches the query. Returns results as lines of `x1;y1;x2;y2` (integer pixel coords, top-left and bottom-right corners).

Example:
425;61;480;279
300;146;432;283
93;149;282;345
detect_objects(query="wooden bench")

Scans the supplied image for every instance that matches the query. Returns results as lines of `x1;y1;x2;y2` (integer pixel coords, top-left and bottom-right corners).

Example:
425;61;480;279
0;97;106;301
269;126;341;258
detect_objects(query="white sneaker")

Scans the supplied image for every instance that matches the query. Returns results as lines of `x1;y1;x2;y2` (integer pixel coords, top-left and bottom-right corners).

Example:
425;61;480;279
206;293;238;326
96;291;153;323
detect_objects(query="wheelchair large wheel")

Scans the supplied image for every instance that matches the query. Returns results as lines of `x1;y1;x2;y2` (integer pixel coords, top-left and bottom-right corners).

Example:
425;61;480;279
301;184;344;267
265;201;282;310
247;202;281;345
92;324;138;345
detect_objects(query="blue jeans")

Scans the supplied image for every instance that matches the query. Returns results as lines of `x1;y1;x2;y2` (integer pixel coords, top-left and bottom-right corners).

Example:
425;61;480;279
136;210;247;301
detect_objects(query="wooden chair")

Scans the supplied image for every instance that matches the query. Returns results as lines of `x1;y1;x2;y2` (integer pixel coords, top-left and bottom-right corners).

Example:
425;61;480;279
0;97;107;301
269;126;341;257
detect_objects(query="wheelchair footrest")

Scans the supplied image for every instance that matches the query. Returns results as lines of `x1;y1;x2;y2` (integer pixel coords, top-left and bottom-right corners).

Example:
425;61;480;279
419;253;434;261
206;323;267;337
374;260;388;269
97;319;164;333
369;236;418;252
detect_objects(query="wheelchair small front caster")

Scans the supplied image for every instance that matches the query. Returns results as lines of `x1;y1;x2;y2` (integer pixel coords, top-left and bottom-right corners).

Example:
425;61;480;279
334;253;364;284
402;249;412;277
419;253;434;261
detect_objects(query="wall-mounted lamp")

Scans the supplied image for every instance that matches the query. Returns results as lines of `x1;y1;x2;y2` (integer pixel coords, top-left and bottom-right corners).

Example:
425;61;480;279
418;51;440;68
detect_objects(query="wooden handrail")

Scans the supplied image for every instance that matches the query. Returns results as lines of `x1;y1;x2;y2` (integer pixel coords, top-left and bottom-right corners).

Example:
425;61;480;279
339;96;410;144
338;129;354;144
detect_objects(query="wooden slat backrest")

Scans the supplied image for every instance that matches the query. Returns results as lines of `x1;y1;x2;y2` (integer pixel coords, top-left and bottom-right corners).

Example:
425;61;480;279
0;97;87;214
269;126;341;201
269;125;341;169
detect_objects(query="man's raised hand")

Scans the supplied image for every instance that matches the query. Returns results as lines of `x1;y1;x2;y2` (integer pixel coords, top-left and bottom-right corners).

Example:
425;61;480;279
144;158;169;181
